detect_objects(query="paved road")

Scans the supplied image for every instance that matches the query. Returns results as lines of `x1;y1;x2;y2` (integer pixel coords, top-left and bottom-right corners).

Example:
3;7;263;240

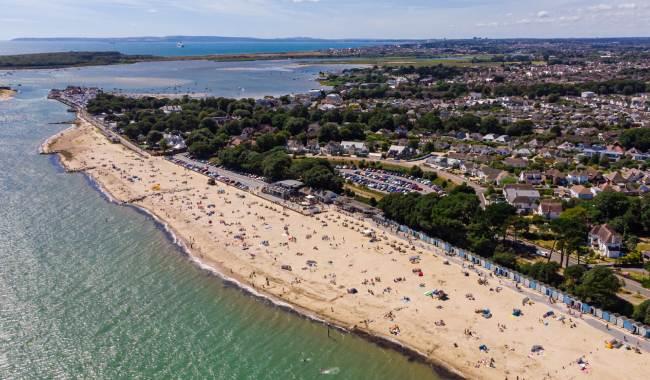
172;153;267;191
79;111;150;158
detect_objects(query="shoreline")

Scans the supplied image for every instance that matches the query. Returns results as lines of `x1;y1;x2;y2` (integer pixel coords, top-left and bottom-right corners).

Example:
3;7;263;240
46;148;456;379
40;119;649;380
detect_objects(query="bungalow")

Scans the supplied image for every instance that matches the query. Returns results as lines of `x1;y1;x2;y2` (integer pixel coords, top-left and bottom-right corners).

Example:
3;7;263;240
320;142;343;156
340;141;369;157
544;168;566;186
286;140;305;154
604;171;628;186
460;162;479;176
536;199;563;219
160;105;182;114
589;224;624;258
324;93;343;106
483;133;496;142
626;148;650;161
567;170;589;185
570;185;595;200
477;166;509;185
519;171;543;185
495;135;510;143
387;145;415;159
503;184;541;214
503;157;528;169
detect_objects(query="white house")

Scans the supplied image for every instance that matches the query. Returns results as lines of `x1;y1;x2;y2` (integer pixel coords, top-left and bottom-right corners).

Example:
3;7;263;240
589;224;624;258
503;184;540;214
340;141;369;156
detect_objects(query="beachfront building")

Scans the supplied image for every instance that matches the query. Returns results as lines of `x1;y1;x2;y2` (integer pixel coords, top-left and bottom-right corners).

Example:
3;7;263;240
503;184;540;214
589;224;624;258
263;180;305;200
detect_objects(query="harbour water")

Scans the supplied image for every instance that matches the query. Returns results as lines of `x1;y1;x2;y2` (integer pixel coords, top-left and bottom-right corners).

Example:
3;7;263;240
0;64;440;379
0;59;363;99
0;40;384;57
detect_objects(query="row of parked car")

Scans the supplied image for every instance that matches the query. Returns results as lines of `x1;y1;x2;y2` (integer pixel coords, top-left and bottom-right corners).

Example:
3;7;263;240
337;166;441;194
166;157;250;191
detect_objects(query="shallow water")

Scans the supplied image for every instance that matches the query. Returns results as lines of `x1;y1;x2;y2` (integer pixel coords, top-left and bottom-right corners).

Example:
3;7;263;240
0;68;441;379
0;40;384;57
1;59;363;99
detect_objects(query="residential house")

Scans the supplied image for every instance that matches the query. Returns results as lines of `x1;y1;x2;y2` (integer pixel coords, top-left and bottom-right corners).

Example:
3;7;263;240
340;141;369;156
589;224;624;258
536;199;563;219
570;185;595;200
477;166;509;185
324;93;343;106
320;142;343;156
567;170;589;185
544;168;566;186
503;184;541;214
503;157;528;169
519;171;543;185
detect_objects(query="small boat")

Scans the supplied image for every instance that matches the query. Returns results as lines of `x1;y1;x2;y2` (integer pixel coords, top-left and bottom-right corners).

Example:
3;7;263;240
176;42;184;48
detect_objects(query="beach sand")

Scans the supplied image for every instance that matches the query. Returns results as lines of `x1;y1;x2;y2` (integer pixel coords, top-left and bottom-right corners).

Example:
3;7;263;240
43;119;648;379
0;89;16;101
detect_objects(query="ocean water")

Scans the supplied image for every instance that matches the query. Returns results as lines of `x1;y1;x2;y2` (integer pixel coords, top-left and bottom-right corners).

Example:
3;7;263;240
0;69;440;378
1;59;363;99
0;40;384;57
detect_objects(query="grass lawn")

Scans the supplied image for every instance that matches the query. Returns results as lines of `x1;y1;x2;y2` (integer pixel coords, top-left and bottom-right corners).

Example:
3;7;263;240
344;183;385;202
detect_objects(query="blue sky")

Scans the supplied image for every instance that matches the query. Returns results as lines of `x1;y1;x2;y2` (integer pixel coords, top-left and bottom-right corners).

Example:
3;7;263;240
1;0;649;39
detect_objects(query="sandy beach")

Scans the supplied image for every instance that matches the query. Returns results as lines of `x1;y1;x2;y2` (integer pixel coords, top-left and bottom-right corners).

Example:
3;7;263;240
42;118;648;379
0;89;16;101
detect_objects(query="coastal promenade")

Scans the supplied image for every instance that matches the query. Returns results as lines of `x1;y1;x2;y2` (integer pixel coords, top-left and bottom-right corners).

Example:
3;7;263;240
41;117;650;380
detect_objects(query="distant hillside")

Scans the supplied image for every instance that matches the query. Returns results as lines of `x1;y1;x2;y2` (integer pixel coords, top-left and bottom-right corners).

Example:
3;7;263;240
0;51;156;69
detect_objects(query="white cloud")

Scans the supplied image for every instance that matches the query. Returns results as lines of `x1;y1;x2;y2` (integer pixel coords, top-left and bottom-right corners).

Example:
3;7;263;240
537;10;550;18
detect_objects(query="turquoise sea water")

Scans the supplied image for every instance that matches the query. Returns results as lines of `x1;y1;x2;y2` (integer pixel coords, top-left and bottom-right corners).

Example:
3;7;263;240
0;66;440;379
0;40;385;57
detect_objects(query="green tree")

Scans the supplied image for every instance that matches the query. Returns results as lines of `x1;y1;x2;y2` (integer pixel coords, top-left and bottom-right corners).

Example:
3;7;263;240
262;150;291;181
633;300;650;324
574;267;622;309
493;251;517;269
146;130;164;147
318;123;341;143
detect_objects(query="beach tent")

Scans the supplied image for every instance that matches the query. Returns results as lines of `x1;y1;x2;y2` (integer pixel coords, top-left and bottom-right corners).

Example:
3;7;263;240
602;311;610;321
581;303;591;314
